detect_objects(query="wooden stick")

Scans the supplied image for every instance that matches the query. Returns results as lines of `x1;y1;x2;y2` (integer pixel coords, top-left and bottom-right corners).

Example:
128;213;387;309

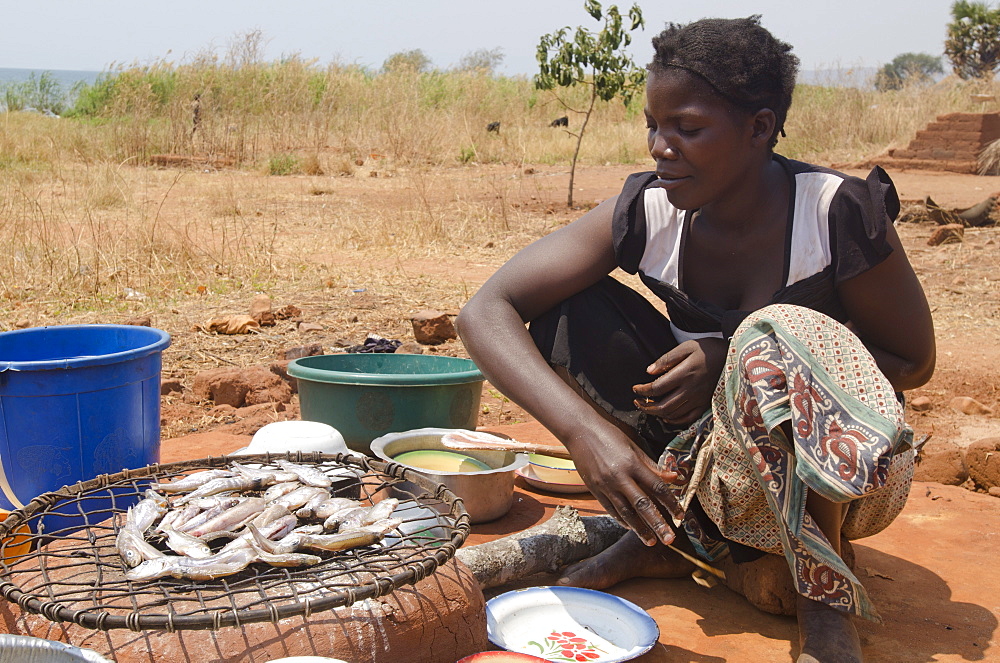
666;543;726;580
440;431;574;460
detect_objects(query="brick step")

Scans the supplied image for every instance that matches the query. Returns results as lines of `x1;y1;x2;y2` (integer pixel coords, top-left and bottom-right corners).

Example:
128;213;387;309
891;148;980;160
871;156;979;174
915;129;985;142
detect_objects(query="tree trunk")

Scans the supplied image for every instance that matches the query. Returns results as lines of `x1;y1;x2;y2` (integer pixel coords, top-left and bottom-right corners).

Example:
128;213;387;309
455;505;625;590
567;88;598;208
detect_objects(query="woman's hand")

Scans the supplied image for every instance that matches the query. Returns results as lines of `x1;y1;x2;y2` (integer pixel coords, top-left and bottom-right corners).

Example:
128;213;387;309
567;423;683;546
632;337;727;425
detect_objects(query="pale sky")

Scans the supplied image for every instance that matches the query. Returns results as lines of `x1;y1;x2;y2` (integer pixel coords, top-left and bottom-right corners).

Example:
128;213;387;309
0;0;956;75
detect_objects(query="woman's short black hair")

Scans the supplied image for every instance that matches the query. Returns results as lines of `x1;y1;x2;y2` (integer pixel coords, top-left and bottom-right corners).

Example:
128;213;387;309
649;16;799;148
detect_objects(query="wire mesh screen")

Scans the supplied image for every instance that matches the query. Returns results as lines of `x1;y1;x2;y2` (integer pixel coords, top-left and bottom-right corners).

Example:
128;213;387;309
0;452;470;631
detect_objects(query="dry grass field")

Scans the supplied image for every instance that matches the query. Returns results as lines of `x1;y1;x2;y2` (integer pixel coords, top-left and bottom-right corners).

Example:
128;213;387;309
4;60;1000;469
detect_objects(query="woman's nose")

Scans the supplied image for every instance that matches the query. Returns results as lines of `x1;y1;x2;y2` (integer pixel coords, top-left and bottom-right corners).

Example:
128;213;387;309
650;133;679;160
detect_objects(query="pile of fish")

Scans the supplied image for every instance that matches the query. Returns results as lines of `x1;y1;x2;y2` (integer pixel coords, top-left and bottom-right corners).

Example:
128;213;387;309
116;460;400;582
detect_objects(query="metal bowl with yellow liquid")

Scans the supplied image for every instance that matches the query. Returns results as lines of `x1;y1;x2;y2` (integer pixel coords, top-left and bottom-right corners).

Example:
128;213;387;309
371;428;528;523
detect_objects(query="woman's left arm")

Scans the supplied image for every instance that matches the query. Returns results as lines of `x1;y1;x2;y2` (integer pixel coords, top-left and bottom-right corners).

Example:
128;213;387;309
837;222;936;391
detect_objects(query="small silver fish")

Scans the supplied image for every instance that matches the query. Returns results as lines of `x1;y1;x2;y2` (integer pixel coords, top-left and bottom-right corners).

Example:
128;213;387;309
231;535;323;567
152;469;234;493
270;529;381;555
272;486;330;511
262;481;302;502
161;525;213;559
251;504;292;528
188;495;243;510
125;548;256;582
175;476;267;505
312;497;361;520
116;520;165;568
295;492;338;519
276;460;332;488
230;462;299;484
259;514;299;540
365;498;399;524
176;503;225;534
187;497;266;537
128;494;168;534
329;506;369;531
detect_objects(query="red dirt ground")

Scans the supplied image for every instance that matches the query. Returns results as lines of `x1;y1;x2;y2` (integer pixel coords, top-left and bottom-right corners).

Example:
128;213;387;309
155;162;1000;661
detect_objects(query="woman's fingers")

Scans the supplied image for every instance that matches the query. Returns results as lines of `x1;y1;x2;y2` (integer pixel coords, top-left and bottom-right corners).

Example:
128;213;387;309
633;392;690;421
598;477;679;546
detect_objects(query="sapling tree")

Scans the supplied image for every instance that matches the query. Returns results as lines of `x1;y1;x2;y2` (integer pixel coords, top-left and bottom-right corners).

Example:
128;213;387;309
535;0;645;207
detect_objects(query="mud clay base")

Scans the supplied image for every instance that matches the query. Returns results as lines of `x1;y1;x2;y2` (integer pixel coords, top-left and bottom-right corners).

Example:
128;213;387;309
0;559;488;663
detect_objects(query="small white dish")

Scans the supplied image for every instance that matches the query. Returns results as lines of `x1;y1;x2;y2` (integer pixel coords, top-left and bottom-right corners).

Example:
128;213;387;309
235;421;361;457
486;586;658;663
515;466;589;495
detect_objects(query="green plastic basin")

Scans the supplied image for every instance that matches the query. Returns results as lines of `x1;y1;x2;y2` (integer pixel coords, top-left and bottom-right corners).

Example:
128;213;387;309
287;353;485;455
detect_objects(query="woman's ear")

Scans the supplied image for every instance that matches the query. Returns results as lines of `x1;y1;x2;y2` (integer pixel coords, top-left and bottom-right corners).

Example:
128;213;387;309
750;108;777;147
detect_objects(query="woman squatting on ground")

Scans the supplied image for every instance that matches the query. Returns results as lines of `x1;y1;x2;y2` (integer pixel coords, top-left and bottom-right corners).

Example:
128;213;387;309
457;16;935;663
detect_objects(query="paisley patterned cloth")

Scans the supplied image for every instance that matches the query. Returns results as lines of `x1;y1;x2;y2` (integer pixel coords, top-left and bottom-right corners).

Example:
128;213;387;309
659;304;914;622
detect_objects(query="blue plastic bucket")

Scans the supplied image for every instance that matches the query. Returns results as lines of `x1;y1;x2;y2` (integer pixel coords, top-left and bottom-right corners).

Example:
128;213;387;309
0;325;170;517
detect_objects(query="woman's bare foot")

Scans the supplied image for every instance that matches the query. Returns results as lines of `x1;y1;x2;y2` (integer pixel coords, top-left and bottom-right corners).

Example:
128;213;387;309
796;594;863;663
556;530;695;589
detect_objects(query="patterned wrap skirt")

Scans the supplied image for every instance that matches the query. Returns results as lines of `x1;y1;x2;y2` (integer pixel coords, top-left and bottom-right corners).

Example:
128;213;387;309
660;304;914;623
529;279;914;623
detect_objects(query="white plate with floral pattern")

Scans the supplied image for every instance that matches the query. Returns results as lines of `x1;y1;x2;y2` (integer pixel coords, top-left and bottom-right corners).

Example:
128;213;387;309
486;586;658;662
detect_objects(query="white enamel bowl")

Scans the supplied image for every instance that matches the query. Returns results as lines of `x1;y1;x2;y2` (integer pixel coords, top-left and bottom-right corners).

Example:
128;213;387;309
486;586;658;663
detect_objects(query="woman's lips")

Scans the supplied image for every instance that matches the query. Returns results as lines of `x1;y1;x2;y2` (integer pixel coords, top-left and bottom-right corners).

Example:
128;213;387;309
654;175;689;190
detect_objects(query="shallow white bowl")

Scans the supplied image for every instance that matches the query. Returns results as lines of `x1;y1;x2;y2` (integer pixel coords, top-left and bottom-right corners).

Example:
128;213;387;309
515;466;589;495
235;420;356;456
527;454;583;484
486;586;658;662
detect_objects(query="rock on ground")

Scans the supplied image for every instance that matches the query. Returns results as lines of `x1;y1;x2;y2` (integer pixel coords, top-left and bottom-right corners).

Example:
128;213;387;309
411;309;456;345
192;366;293;408
966;437;1000;488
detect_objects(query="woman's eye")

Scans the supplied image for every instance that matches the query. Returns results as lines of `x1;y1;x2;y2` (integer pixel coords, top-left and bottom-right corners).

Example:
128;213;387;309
679;127;701;136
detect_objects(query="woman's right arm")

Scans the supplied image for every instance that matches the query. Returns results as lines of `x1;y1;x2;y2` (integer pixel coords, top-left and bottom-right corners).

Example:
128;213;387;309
456;198;680;547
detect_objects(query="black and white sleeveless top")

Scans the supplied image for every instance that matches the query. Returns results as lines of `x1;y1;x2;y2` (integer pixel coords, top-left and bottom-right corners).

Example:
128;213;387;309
611;155;899;342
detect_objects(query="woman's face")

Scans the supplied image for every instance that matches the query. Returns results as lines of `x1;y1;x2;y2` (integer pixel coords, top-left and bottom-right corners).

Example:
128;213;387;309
644;67;762;211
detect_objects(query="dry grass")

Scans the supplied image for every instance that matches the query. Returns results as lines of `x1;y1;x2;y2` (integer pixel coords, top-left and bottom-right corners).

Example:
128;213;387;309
5;53;1000;332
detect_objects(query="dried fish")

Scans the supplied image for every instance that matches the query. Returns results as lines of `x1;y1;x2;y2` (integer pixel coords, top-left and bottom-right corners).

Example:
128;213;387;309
176;503;225;534
272;486;330;511
365;498;399;524
330;506;369;531
262;481;302;502
311;497;361;520
270;529;381;555
161;525;213;559
230;462;298;484
231;536;322;568
116;516;165;568
121;459;402;582
276;460;332;488
251;504;293;528
295;491;339;519
187;498;266;537
126;548;256;582
128;492;168;534
152;469;234;493
175;476;267;504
